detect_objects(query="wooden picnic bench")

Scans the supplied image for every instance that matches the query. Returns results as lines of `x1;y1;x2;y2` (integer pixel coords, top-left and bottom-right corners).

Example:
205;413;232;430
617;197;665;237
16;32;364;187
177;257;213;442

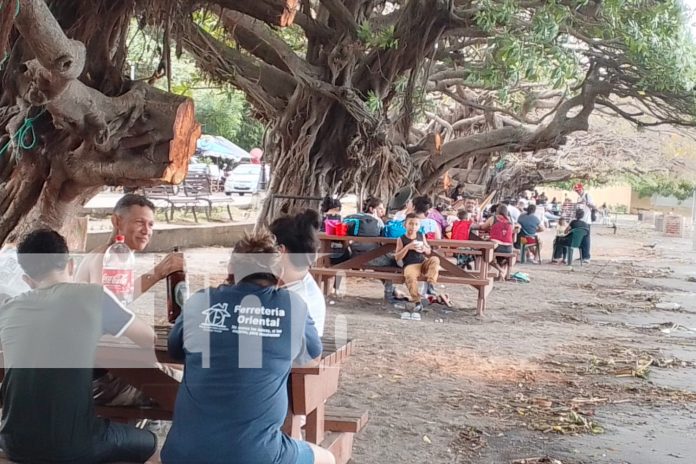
95;327;365;464
466;231;519;279
312;234;495;315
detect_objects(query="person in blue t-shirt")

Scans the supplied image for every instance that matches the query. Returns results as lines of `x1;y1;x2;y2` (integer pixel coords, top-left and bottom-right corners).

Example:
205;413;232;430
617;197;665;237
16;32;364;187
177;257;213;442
161;232;334;464
516;204;545;263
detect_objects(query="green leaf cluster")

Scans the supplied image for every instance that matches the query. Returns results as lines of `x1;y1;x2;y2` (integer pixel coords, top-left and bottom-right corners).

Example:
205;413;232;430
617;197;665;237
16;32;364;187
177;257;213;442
126;21;263;151
626;174;696;201
466;0;696;116
358;22;399;50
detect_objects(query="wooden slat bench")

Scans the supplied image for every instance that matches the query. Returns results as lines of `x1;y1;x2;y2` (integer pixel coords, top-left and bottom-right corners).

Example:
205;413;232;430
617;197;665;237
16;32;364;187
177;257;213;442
325;407;369;434
314;234;495;315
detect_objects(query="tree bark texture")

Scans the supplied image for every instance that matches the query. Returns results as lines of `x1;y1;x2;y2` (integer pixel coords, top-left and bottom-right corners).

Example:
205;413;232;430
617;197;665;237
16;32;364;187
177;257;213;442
179;0;635;224
0;0;200;244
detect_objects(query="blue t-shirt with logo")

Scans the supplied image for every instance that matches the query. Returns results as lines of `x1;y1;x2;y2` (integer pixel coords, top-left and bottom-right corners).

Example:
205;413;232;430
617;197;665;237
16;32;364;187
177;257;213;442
161;281;322;464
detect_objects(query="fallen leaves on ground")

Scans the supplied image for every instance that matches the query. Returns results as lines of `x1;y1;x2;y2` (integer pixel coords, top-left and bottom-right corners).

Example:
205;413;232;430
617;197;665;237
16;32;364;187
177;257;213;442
449;425;488;457
512;458;564;464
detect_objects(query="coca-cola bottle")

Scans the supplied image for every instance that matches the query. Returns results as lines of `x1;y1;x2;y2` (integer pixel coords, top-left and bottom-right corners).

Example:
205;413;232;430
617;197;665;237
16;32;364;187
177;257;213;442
102;235;135;306
166;247;188;323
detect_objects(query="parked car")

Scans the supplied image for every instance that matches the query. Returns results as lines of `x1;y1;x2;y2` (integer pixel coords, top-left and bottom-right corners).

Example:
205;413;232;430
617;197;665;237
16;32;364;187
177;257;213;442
224;163;270;196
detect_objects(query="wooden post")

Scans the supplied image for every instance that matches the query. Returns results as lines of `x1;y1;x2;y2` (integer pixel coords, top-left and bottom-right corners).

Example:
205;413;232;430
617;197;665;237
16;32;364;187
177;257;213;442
305;402;326;444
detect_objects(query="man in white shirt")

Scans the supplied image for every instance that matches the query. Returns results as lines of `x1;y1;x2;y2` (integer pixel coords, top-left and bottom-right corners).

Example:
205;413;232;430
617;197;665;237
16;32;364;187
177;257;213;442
502;199;521;223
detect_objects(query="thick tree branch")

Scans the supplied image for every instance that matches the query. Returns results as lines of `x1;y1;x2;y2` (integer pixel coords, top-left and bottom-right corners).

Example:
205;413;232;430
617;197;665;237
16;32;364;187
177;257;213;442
15;0;85;80
354;0;451;95
210;0;300;27
179;20;297;116
318;0;359;37
221;10;319;77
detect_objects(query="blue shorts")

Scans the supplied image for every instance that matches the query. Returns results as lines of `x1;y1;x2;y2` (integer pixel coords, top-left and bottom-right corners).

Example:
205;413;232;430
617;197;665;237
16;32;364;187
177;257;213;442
296;441;314;464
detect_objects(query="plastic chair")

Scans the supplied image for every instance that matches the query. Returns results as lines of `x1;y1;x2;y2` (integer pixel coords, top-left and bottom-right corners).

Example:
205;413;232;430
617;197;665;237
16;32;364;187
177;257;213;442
519;236;541;264
565;228;588;265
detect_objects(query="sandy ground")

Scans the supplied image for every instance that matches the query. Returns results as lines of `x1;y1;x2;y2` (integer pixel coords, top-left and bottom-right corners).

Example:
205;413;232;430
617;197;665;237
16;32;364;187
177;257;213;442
131;220;696;464
323;222;696;464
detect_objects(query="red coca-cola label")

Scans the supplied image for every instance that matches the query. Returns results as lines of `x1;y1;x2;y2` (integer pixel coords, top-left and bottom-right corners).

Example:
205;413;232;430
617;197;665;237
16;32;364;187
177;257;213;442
102;268;134;300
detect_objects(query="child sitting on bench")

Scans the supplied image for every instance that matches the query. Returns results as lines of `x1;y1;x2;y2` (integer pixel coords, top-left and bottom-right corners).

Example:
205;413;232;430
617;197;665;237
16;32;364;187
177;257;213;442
395;214;449;313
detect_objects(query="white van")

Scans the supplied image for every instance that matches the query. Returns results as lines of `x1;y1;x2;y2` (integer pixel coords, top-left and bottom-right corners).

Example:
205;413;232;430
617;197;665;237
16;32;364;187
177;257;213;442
224;163;270;196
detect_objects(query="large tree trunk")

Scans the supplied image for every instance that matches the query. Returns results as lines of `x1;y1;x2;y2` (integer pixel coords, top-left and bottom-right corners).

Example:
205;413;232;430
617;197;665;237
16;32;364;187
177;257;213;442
255;87;415;224
0;0;200;244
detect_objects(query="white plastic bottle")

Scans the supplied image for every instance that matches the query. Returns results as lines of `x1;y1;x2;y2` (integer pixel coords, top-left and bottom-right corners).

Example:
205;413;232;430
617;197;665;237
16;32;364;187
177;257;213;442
102;235;135;305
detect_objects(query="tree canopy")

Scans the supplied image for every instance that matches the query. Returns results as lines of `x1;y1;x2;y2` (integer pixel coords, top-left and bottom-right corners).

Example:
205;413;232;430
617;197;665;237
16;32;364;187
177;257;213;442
1;0;696;241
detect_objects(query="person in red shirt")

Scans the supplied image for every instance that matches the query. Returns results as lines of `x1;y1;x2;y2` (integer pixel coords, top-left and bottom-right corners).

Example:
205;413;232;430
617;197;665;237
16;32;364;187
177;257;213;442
450;209;472;241
476;204;515;281
449;209;475;270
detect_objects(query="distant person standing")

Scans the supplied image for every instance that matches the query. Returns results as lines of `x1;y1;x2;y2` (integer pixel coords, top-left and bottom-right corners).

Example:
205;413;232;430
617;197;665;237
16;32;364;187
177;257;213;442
601;203;610;225
573;183;595;263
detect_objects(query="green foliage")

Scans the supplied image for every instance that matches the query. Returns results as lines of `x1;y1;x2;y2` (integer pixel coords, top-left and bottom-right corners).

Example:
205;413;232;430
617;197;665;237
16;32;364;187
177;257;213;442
469;0;581;93
273;25;308;54
466;0;696;116
627;174;696;201
358;22;399;49
366;90;383;114
595;0;696;96
126;21;264;151
474;0;515;32
547;178;611;190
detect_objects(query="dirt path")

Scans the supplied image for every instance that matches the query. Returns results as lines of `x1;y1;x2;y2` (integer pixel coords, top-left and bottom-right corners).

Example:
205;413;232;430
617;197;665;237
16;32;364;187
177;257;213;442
319;222;696;464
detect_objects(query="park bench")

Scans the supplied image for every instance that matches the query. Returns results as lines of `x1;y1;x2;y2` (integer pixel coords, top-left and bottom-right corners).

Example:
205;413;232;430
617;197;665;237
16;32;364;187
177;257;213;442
182;172;236;221
143;184;214;223
312;234;495;315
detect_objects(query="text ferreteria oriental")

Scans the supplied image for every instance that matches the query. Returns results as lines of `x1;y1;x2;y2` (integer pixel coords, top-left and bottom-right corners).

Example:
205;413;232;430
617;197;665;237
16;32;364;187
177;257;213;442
234;304;286;327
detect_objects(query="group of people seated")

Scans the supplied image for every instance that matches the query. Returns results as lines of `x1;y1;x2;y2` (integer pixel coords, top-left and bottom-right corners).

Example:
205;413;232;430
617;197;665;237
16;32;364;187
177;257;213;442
319;190;519;304
0;194;336;464
319;183;597;295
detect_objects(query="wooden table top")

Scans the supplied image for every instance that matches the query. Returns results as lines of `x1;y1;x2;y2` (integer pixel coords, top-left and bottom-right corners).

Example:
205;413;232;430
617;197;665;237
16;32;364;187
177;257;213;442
97;325;354;375
317;233;495;249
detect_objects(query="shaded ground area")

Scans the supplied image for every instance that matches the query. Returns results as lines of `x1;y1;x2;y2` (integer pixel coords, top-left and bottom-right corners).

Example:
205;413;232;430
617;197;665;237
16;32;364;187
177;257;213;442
320;222;696;464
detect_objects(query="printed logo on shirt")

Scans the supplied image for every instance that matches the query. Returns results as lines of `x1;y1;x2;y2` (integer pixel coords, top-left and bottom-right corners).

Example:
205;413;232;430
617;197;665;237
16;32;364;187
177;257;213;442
231;304;286;337
200;303;231;333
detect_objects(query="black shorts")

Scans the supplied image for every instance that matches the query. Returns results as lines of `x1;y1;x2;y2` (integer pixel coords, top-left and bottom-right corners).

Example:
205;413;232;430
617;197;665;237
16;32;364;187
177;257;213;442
494;245;513;264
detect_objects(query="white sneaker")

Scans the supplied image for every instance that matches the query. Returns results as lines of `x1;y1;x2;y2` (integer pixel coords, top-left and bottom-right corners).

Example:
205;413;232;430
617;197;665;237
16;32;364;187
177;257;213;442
410;312;422;321
400;312;412;320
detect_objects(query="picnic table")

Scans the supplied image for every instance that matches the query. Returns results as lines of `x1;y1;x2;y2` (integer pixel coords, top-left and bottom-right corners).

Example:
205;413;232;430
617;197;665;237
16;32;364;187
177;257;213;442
312;233;496;314
96;327;365;464
0;326;365;464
